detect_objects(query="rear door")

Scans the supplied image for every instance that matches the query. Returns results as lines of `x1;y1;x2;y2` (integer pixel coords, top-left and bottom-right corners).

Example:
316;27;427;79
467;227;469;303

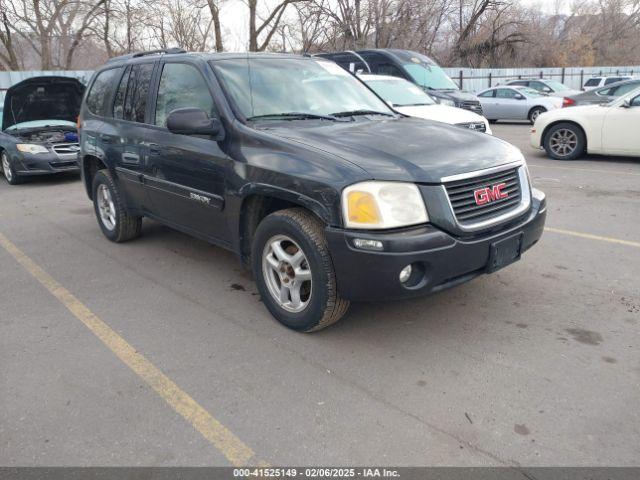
105;62;157;212
144;60;230;243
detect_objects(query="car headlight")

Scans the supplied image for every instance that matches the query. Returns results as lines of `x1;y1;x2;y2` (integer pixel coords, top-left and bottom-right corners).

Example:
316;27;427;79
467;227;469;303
16;144;49;154
439;99;456;107
342;181;428;229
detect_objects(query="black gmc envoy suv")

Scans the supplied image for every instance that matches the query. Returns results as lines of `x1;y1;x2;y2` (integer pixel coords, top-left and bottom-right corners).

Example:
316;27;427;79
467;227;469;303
79;49;546;332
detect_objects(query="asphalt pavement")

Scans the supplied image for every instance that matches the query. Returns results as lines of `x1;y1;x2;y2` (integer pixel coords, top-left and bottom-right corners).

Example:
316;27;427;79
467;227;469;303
1;122;639;466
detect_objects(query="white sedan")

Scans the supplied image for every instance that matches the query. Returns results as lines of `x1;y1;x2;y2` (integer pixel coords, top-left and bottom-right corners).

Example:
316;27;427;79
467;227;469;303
531;86;640;159
359;74;492;134
477;86;563;123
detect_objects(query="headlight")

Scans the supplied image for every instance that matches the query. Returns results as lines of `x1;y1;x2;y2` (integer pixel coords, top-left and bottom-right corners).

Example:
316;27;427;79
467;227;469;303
342;181;428;229
16;144;49;154
440;99;456;107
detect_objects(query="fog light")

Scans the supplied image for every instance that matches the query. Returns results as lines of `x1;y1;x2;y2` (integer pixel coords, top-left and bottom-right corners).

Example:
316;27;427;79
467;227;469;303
353;238;383;251
399;264;412;283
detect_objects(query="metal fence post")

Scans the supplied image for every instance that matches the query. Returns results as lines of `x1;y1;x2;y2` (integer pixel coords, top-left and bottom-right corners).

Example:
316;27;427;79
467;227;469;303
561;67;566;84
459;70;463;90
488;72;492;88
580;69;584;87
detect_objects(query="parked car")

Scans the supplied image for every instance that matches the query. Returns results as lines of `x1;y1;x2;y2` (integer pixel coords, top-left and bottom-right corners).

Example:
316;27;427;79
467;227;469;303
562;78;640;107
531;86;640;160
79;50;546;332
504;79;581;97
582;76;633;90
1;76;84;185
316;49;484;115
359;74;491;134
477;86;563;123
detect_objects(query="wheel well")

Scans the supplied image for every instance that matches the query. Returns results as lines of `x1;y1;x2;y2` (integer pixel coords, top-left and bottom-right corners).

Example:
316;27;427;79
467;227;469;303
529;105;547;117
238;194;321;268
83;155;107;199
540;120;587;148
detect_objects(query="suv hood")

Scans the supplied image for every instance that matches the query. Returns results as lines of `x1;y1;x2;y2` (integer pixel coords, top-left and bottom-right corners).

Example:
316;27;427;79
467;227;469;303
266;117;522;183
2;76;85;131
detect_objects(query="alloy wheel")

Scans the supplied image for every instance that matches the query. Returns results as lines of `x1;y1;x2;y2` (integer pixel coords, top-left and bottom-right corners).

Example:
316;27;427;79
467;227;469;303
97;184;117;231
549;128;578;157
262;234;312;313
2;155;13;182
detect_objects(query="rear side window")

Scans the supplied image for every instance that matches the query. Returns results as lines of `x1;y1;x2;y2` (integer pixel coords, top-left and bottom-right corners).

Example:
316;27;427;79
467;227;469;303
86;68;121;116
154;63;216;127
509;81;527;86
113;66;131;119
123;63;154;123
604;77;624;85
584;78;601;87
614;83;640;96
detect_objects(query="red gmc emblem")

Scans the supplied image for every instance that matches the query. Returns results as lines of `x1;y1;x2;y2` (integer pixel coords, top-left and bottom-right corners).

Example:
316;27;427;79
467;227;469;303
474;183;509;206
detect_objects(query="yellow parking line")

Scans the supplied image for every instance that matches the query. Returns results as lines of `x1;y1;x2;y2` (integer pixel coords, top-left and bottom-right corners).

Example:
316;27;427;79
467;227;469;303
0;232;257;466
545;227;640;248
528;163;640;177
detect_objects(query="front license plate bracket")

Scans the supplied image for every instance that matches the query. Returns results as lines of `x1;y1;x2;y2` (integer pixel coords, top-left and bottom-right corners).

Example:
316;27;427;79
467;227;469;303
487;233;523;273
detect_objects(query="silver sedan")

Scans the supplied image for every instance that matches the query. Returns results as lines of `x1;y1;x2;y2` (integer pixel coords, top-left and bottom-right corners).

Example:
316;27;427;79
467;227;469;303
477;86;564;123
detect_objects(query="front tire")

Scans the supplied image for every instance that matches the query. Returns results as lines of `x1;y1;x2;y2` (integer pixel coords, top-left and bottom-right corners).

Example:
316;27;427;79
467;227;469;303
2;151;22;185
543;122;586;160
252;208;349;332
529;107;546;124
92;169;142;242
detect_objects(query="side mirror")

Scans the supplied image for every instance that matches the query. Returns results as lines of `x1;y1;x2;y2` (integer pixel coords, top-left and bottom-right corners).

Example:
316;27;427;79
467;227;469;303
621;99;631;108
543;87;552;93
166;108;224;140
515;94;525;100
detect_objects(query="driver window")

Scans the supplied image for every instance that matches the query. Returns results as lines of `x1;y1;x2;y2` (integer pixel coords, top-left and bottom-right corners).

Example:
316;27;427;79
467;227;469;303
496;88;518;99
155;63;216;127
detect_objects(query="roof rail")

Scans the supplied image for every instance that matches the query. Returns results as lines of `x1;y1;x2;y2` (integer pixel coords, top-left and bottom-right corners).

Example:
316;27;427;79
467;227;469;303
106;47;187;63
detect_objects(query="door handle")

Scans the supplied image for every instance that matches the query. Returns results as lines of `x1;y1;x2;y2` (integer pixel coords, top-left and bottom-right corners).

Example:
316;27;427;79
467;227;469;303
122;152;140;164
148;143;161;155
100;134;114;143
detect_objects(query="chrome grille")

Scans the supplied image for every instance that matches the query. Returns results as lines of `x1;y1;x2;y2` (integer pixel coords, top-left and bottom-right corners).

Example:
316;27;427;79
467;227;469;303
52;143;80;157
445;167;521;224
456;122;486;133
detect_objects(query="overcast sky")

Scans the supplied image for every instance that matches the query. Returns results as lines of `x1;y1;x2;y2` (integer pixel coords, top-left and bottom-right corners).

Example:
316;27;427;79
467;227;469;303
219;0;573;51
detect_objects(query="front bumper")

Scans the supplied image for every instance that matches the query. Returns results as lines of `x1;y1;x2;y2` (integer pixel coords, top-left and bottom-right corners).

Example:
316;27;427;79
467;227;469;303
12;151;80;176
326;189;546;302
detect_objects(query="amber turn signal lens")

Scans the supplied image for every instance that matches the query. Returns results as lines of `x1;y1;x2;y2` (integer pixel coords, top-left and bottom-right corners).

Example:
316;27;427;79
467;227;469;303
347;191;381;225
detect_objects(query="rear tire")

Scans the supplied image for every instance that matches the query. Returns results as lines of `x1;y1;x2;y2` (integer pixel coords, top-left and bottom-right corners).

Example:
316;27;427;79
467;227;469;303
2;151;22;185
543;122;586;160
252;208;349;332
92;169;142;242
529;107;546;124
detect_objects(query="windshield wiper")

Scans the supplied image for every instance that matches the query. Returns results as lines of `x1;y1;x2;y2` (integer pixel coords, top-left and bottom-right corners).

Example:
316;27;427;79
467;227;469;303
330;109;395;118
246;112;343;121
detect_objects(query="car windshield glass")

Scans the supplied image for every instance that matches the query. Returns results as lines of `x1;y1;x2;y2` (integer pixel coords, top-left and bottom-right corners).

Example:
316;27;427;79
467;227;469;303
365;78;436;106
401;61;458;90
211;58;393;120
545;80;571;91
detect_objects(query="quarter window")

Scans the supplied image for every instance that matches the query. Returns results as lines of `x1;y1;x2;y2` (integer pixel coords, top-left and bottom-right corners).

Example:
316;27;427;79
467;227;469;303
154;63;216;127
113;66;131;119
479;90;495;98
584;78;601;87
86;68;121;117
123;63;154;123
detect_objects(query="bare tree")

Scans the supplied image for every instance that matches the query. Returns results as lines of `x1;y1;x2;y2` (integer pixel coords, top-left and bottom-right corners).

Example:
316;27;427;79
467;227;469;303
248;0;309;51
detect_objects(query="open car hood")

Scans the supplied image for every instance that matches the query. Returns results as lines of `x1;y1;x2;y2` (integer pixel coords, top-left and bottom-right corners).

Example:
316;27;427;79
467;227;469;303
2;76;85;131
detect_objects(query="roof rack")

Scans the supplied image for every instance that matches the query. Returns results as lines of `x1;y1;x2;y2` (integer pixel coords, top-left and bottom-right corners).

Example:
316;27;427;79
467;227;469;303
107;47;187;63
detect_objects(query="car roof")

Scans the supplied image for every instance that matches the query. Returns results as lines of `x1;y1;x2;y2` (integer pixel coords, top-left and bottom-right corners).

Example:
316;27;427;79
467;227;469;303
595;78;640;91
104;50;313;67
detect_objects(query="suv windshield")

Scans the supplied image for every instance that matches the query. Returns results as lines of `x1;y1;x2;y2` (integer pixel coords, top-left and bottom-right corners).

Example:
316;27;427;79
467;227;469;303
364;77;436;106
211;58;393;120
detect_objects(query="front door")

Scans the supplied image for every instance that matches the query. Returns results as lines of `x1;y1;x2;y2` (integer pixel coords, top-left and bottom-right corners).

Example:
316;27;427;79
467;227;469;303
144;61;231;243
494;88;527;119
602;94;640;155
